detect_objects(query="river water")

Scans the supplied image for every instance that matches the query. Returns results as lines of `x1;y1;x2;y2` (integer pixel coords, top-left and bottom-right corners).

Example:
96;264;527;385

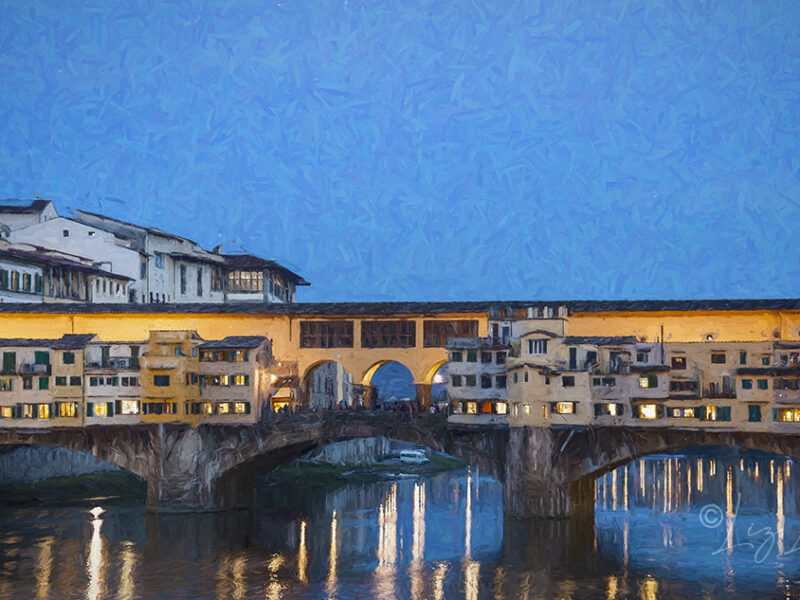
1;450;799;599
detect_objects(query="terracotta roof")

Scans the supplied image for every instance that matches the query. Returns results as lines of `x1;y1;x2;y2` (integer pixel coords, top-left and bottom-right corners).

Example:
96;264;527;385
0;334;96;349
0;247;133;280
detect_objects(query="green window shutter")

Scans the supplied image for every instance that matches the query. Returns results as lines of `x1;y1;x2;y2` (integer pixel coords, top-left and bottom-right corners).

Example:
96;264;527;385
38;377;49;390
87;402;94;417
34;351;49;365
49;403;54;418
594;403;601;417
2;352;15;373
172;403;177;414
748;405;761;422
648;375;658;387
115;400;122;415
772;408;778;421
244;375;250;386
107;402;114;417
719;406;731;421
245;402;251;414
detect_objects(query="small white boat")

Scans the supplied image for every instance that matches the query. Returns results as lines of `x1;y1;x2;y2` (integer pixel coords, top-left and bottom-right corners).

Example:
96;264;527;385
399;449;429;465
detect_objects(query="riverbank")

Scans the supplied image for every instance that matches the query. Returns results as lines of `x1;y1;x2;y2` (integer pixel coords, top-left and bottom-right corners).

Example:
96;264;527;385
0;470;146;505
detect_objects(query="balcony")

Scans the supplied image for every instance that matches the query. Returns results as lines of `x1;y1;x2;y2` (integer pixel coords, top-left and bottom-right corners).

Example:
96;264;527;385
703;385;736;399
20;363;51;375
86;357;139;370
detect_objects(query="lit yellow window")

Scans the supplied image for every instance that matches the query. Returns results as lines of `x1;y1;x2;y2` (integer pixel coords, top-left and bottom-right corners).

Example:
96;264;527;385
59;402;76;417
779;408;800;422
234;402;247;414
638;404;658;419
37;404;50;420
120;400;139;415
555;402;575;414
217;402;230;414
523;404;531;415
22;404;33;419
94;403;107;417
608;403;618;416
706;406;717;421
685;408;695;418
0;406;11;419
220;375;230;386
495;402;508;415
233;375;247;386
202;402;213;416
465;402;477;415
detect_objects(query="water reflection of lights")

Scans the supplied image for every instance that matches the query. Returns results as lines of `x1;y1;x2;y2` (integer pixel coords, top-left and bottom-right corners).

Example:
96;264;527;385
777;466;785;555
86;508;105;600
265;553;285;600
374;484;398;600
465;472;473;558
297;520;308;584
611;469;618;511
431;562;447;600
326;510;339;598
696;458;703;493
117;541;137;600
409;482;426;600
463;559;480;600
639;575;657;600
623;465;629;511
607;575;619;600
35;537;54;600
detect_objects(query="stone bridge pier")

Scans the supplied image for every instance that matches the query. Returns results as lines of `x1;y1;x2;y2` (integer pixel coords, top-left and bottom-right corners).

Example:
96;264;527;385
504;426;800;519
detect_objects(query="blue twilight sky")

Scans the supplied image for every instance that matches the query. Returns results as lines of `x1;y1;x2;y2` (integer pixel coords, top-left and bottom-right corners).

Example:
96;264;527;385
1;0;800;302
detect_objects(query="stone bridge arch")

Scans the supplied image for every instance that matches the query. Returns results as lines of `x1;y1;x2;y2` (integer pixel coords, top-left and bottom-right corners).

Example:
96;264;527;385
505;426;800;519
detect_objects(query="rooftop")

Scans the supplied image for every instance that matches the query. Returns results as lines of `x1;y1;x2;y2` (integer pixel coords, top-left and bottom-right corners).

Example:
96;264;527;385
563;336;639;346
0;246;134;280
0;298;799;315
199;336;269;349
0;199;53;214
222;254;310;285
0;334;96;349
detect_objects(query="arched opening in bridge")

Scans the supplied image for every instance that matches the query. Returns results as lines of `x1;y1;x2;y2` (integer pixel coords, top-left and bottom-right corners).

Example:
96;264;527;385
363;361;416;408
425;361;449;409
303;361;359;409
0;445;146;502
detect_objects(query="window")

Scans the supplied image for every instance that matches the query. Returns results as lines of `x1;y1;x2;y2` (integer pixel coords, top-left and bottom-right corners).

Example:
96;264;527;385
70;376;81;386
553;402;575;414
55;376;67;386
59;402;77;417
62;229;69;237
528;339;548;355
228;270;264;293
465;375;476;387
22;273;31;291
361;321;416;348
22;377;31;390
479;401;493;414
0;406;10;419
481;352;492;364
234;402;248;414
422;320;479;347
211;268;223;291
711;353;726;364
154;375;170;387
481;375;492;389
38;377;49;390
217;402;231;415
155;253;165;269
451;375;463;387
89;377;99;387
496;375;507;389
88;230;95;237
0;379;12;392
450;352;463;362
669;380;697;392
34;351;50;365
120;400;139;415
636;351;649;363
705;406;731;421
671;356;686;369
525;372;529;382
180;264;187;294
740;351;747;365
2;351;16;373
37;404;50;419
513;373;518;383
0;270;7;290
11;271;19;290
63;352;75;364
762;356;771;366
637;404;659;419
496;352;506;365
197;268;203;296
757;379;769;390
639;375;658;388
748;405;761;422
593;377;601;386
561;375;575;387
175;346;184;356
775;408;800;422
466;351;477;363
741;379;753;390
671;407;696;418
300;321;354;348
233;374;249;386
495;402;508;415
465;402;478;415
93;403;108;417
594;403;623;416
22;404;33;418
34;274;43;293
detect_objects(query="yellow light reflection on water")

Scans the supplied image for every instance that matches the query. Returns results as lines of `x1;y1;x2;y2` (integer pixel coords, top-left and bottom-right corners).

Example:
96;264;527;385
464;560;480;600
117;541;137;600
771;459;775;484
326;510;339;599
606;575;619;600
726;467;734;517
465;473;472;558
623;465;629;511
86;508;105;600
265;553;285;600
777;466;785;556
35;536;54;600
432;562;447;600
612;469;618;511
639;459;645;498
374;483;398;600
696;458;703;493
297;520;308;584
639;576;658;600
409;482;426;600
